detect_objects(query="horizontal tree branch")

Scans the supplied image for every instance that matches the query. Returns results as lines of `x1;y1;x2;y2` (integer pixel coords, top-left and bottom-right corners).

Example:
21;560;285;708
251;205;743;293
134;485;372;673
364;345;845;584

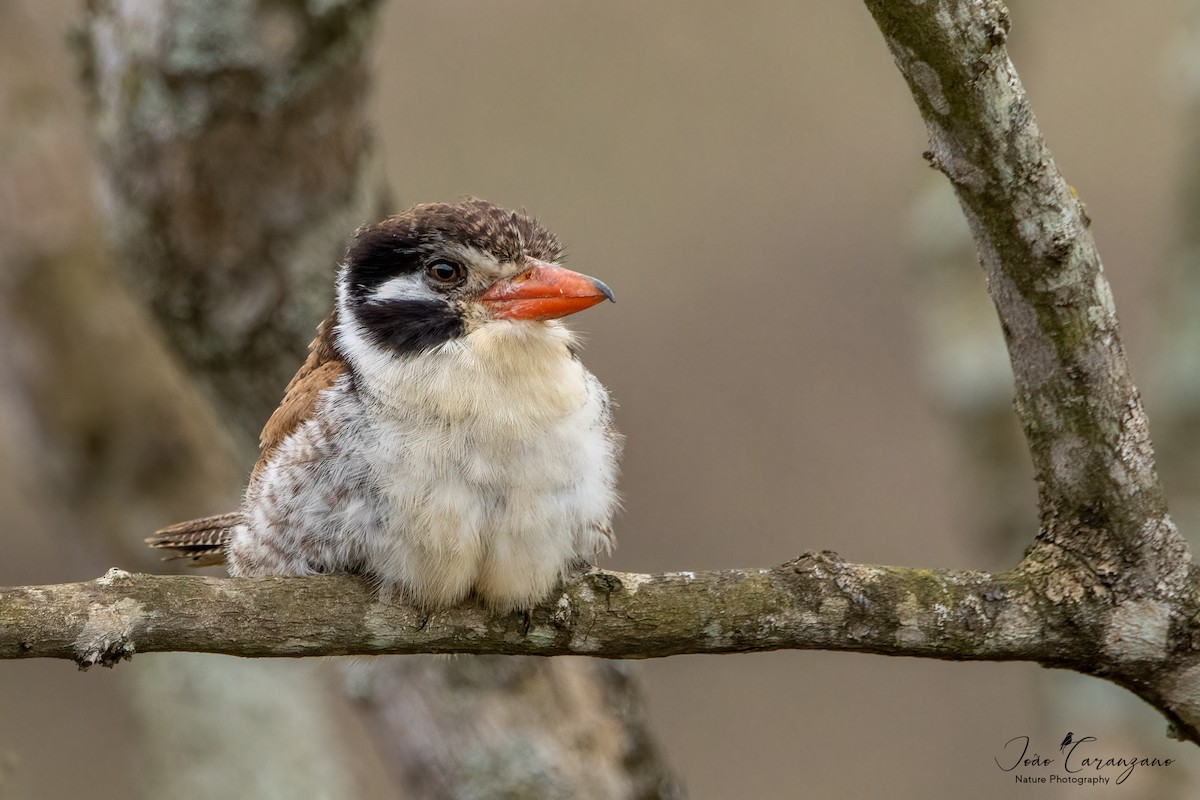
2;558;1087;668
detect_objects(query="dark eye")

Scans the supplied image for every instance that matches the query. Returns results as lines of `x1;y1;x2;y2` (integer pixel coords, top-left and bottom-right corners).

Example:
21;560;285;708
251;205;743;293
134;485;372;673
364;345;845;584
426;259;465;285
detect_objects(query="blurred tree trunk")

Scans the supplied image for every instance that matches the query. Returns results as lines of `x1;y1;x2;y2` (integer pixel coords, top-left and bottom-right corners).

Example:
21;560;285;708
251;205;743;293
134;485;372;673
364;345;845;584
0;2;398;798
77;1;680;797
0;7;144;792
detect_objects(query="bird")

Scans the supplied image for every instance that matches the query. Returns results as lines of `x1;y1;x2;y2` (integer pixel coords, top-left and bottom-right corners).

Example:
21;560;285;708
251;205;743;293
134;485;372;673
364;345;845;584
148;198;621;611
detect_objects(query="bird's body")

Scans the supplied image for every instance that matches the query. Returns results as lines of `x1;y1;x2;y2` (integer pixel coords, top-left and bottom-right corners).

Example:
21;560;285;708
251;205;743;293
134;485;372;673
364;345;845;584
151;199;620;610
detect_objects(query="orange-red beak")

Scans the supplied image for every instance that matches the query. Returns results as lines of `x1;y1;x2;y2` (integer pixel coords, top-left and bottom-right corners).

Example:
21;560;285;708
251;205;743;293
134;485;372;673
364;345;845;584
480;259;615;321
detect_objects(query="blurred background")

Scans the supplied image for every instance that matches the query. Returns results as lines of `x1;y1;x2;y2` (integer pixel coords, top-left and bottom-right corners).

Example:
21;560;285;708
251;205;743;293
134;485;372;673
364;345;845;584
3;0;1199;797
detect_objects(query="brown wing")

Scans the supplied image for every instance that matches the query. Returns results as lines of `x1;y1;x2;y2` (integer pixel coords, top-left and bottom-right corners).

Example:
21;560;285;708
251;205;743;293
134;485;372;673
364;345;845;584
251;309;347;485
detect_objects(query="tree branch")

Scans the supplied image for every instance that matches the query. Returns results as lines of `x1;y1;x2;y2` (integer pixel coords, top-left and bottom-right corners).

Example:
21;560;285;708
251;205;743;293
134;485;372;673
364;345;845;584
0;559;1081;666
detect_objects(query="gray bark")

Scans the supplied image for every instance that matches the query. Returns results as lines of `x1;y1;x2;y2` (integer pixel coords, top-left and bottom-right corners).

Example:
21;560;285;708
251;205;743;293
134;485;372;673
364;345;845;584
0;563;1103;664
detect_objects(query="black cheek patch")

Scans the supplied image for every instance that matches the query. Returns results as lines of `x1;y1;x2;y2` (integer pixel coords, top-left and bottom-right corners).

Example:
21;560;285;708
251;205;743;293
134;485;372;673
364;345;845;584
345;234;426;300
357;299;464;355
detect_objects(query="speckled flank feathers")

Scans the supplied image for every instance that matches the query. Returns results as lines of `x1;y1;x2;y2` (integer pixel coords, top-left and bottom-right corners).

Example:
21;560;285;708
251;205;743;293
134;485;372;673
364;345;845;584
148;199;620;610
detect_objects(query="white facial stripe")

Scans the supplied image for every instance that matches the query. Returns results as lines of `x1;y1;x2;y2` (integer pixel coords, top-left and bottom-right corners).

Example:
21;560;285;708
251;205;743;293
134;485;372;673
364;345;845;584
372;273;436;303
366;244;518;304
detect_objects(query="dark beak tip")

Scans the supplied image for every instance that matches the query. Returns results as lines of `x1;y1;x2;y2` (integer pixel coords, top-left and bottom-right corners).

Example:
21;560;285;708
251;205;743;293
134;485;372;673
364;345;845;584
591;278;615;304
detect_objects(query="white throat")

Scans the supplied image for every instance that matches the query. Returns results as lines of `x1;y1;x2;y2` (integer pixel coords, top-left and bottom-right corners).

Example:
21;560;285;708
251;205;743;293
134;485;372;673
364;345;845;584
335;271;588;428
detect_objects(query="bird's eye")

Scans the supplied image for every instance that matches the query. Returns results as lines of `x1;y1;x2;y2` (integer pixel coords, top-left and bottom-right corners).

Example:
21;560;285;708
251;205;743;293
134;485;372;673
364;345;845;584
426;260;465;285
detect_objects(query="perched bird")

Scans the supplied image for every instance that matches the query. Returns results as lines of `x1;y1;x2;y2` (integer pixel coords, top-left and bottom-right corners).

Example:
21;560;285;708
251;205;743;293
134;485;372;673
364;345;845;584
150;199;621;610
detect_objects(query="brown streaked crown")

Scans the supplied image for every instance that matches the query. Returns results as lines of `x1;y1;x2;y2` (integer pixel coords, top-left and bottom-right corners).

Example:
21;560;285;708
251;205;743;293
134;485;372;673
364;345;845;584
344;198;565;299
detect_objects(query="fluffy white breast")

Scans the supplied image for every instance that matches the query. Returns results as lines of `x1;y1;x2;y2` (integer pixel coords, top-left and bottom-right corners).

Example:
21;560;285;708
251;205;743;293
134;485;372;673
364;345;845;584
233;300;621;610
350;314;618;607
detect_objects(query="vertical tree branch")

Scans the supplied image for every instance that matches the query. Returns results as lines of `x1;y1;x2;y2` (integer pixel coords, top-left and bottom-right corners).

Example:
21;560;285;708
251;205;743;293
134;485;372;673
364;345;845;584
865;0;1188;591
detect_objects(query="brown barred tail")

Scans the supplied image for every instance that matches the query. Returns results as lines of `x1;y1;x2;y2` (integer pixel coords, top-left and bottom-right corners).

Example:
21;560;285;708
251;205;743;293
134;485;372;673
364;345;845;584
146;512;240;567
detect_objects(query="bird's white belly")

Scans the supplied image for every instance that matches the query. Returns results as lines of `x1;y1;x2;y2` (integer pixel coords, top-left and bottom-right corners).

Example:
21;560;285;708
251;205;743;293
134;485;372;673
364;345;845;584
359;324;618;607
235;324;620;609
362;398;613;608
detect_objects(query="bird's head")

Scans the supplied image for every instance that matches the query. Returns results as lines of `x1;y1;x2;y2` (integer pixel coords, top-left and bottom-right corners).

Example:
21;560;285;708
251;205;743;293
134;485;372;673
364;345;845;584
336;199;613;361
